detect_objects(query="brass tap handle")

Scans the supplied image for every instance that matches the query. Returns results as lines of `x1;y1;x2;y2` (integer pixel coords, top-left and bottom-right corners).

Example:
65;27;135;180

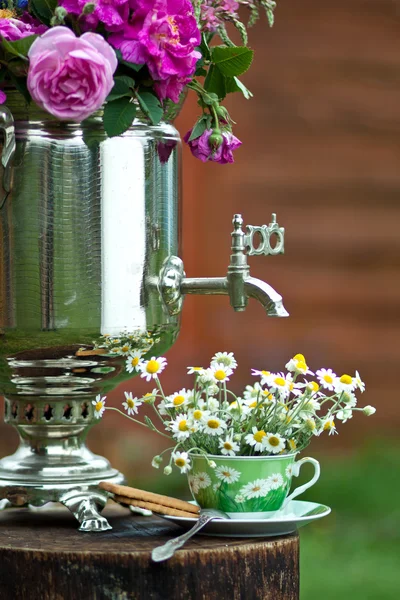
241;213;285;256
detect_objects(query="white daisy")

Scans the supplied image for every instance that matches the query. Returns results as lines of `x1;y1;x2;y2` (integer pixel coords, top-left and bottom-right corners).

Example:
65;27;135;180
110;346;122;354
122;391;142;415
215;465;241;484
158;399;168;416
210;363;233;384
195;472;212;489
240;478;270;500
251;369;271;381
187;366;205;375
285;464;293;478
197;368;216;387
354;370;365;393
245;427;268;452
336;408;353;423
170;413;192;440
125;350;142;374
218;434;240;456
143;389;158;404
92;395;106;418
243;382;263;401
335;374;357;394
213;482;222;492
151;455;163;469
297;398;321;418
316;368;337;391
301;417;319;435
234;494;245;503
119;343;132;356
172;451;191;473
211;351;238;370
139;356;167;381
266;373;292;399
189;407;211;425
321;417;338;436
188;475;200;494
285;354;314;376
207;397;220;411
165;388;190;409
264;432;286;454
203;415;228;436
266;473;285;490
341;390;357;407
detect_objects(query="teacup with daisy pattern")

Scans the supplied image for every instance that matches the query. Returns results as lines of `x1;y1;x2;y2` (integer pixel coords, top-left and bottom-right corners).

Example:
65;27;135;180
188;453;320;519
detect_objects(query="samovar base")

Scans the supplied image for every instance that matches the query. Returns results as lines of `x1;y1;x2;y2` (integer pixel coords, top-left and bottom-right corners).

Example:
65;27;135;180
0;470;125;532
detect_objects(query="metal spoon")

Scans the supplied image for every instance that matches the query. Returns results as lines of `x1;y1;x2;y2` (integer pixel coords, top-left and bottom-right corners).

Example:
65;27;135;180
151;508;229;562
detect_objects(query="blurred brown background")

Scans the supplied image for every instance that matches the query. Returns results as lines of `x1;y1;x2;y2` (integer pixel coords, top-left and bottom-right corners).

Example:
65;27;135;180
1;0;399;483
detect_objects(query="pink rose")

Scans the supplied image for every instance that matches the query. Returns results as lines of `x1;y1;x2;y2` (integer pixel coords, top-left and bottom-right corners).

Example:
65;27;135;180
0;16;47;41
27;27;117;122
184;128;242;164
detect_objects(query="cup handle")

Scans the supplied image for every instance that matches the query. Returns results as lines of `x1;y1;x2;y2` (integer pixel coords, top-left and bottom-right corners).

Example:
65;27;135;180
282;457;320;509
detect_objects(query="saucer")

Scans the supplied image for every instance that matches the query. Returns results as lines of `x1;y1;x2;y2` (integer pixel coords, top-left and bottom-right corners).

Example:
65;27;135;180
160;500;331;538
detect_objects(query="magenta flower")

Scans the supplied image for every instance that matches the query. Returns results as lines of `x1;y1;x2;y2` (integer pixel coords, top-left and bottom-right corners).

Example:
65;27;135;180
61;0;129;31
27;27;117;122
0;90;6;104
184;128;242;164
200;0;239;33
109;0;201;102
0;16;47;41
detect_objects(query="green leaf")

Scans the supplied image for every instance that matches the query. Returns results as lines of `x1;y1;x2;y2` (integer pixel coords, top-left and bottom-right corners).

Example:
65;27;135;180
103;97;137;137
136;91;163;125
199;34;211;61
225;76;253;100
212;46;254;77
31;0;58;22
115;50;144;72
8;73;31;104
188;116;208;142
107;76;135;102
202;92;219;106
204;65;226;100
1;35;38;60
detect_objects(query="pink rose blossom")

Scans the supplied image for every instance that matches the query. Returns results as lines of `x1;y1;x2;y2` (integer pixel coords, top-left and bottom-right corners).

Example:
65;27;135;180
27;27;117;122
184;128;242;164
200;0;239;33
0;90;6;104
61;0;129;31
0;15;47;41
109;0;201;102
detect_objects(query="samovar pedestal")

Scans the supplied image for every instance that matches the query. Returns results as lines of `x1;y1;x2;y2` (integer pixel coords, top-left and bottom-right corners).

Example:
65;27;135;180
0;397;124;531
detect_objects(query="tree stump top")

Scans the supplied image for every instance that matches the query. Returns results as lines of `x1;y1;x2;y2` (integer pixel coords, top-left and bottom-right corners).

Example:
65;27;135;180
0;504;299;600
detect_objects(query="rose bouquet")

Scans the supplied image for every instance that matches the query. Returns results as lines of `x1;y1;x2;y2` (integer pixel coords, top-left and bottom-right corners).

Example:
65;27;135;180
94;350;376;476
0;0;277;163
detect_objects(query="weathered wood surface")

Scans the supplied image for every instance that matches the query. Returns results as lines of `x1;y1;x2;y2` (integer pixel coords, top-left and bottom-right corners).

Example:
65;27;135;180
0;504;299;600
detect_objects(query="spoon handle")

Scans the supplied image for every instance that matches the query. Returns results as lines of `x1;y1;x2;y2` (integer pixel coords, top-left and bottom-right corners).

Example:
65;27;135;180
151;513;214;562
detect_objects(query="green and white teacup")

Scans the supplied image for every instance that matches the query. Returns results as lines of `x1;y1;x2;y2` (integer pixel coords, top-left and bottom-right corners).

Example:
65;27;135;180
188;453;320;519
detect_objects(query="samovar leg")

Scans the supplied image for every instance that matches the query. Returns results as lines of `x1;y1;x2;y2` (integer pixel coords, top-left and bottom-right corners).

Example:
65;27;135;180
0;499;11;510
60;490;112;532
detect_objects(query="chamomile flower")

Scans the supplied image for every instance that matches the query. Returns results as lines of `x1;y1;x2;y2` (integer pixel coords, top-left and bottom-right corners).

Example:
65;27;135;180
234;494;245;503
143;389;158;404
203;415;228;436
243;382;263;401
218;434;240;456
215;465;241;484
336;408;353;423
322;417;337;435
264;432;286;454
139;356;167;381
125;350;142;374
187;366;205;375
207;397;220;412
285;354;314;376
285;464;293;478
210;363;233;384
120;343;132;356
189;407;211;425
170;413;192;440
158;399;168;416
172;451;191;473
335;374;357;394
122;391;142;415
245;427;268;452
363;405;376;416
341;390;357;407
213;482;222;492
211;352;238;370
297;398;321;418
251;369;271;382
240;479;270;500
92;395;106;418
197;368;215;387
110;346;122;354
266;473;284;490
316;368;337;391
288;438;297;452
267;373;292;399
165;389;190;409
151;455;163;469
195;472;212;489
302;417;318;435
188;475;200;494
354;370;365;393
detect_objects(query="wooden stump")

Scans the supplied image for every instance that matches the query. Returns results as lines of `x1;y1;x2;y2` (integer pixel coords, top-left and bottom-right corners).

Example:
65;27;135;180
0;505;299;600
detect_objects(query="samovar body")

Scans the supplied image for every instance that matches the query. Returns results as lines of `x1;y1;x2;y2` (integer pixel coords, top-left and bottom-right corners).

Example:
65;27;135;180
0;94;181;530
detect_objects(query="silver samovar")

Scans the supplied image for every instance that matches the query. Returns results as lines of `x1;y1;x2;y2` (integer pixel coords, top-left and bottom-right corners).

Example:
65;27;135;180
0;92;288;531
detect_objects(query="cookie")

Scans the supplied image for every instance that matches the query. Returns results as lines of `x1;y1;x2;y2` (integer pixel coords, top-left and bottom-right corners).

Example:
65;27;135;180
114;495;198;519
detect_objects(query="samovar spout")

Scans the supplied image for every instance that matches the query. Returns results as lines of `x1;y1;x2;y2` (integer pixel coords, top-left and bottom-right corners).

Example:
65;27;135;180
159;213;289;318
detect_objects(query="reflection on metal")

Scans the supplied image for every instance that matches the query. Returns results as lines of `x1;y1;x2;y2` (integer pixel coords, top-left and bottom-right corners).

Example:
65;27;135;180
160;214;289;318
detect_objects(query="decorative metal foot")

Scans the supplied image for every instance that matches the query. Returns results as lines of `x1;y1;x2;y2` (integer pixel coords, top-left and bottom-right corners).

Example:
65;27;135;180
0;499;11;510
60;492;112;532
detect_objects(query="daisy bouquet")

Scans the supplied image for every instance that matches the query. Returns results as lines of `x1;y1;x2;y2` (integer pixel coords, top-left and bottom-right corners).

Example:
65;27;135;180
94;351;376;475
0;0;278;163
